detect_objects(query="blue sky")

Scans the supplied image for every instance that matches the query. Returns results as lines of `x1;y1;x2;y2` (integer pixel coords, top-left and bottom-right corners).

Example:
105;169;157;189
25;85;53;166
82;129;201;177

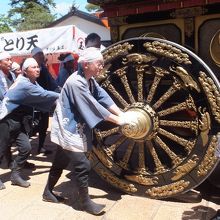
0;0;88;16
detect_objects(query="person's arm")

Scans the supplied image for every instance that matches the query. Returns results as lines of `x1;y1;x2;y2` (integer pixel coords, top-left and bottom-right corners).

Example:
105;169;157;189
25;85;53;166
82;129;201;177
105;112;122;125
107;104;124;116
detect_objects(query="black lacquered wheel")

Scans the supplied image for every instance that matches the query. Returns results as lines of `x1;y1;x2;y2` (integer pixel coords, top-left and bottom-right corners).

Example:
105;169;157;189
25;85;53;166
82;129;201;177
89;37;220;199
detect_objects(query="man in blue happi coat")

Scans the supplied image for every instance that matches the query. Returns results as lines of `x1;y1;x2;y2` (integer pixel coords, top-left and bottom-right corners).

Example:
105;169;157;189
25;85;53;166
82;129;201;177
42;47;133;215
0;58;59;190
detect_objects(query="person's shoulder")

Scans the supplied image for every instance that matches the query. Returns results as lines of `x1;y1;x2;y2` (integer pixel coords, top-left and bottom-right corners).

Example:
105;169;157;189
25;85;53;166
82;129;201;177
67;72;85;84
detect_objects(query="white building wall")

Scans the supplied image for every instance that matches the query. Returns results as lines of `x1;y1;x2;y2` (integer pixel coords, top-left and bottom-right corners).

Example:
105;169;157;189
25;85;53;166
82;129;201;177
53;16;110;41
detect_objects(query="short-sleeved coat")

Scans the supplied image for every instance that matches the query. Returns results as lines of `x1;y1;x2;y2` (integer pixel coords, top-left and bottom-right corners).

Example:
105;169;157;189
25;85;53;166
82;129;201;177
51;69;115;152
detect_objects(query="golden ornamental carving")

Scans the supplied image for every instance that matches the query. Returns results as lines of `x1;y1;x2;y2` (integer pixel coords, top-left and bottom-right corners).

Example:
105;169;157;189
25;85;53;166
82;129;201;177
124;174;158;186
101;79;129;108
144;41;191;64
154;136;183;166
171;154;199;181
116;141;135;170
97;168;137;193
152;78;182;110
103;42;134;63
136;142;149;175
122;53;157;65
199;71;220;123
158;95;196;117
115;66;136;103
147;140;167;174
104;136;127;158
136;65;145;102
94;127;120;140
169;66;200;92
146;67;169;104
158;128;196;152
146;180;190;197
198;107;211;146
159;119;198;135
197;135;219;176
92;147;113;169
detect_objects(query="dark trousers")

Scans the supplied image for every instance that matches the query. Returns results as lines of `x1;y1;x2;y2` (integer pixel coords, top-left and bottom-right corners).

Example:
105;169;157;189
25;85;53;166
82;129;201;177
49;146;91;188
0;118;31;168
38;112;49;151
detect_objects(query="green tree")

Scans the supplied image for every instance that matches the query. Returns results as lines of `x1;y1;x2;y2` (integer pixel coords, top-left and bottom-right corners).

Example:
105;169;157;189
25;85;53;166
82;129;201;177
85;3;101;12
8;0;56;31
0;14;13;33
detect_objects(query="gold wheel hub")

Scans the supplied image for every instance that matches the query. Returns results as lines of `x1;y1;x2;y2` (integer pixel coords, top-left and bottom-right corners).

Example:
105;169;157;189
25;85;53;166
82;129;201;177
121;105;155;140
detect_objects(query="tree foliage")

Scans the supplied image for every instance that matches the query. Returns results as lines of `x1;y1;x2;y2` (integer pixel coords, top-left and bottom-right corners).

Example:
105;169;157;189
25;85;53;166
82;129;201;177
8;0;56;31
0;14;13;33
85;3;101;12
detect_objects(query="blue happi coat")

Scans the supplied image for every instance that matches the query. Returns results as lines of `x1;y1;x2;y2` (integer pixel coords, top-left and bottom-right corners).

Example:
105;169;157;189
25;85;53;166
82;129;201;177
51;69;115;152
0;70;16;102
0;74;59;120
56;67;70;88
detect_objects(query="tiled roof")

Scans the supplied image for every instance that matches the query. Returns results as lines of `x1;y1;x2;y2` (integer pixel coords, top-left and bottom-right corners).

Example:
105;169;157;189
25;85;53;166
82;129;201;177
47;7;104;27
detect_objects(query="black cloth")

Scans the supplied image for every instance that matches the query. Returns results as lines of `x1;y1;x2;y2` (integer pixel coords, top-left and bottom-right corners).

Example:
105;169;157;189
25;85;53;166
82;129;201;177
37;65;58;91
36;65;58;151
49;146;91;188
0;106;32;168
38;112;49;151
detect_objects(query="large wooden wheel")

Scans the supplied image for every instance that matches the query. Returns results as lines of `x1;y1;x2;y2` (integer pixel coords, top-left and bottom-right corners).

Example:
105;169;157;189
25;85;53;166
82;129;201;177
89;37;220;199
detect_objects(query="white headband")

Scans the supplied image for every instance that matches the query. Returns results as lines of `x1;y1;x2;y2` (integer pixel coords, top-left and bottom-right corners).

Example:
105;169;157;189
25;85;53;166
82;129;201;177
31;47;43;56
78;47;103;63
0;51;11;61
11;62;20;71
63;54;74;63
22;58;38;71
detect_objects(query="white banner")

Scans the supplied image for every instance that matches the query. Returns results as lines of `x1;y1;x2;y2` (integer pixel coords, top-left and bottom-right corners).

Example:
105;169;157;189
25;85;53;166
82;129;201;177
0;25;87;56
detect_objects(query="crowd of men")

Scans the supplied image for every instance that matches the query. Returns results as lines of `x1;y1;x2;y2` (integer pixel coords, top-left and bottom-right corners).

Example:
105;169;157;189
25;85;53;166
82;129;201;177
0;33;133;215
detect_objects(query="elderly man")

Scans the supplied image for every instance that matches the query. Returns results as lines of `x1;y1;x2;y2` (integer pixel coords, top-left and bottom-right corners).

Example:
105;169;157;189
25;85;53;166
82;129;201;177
0;51;15;188
0;51;15;102
31;47;59;155
0;58;59;190
42;47;129;215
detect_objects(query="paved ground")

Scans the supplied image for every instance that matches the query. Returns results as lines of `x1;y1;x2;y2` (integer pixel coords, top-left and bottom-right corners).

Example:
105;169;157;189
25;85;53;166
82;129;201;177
1;130;220;220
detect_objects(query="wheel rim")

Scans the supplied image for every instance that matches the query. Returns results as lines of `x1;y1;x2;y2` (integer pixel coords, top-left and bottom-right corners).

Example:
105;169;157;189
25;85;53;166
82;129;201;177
89;37;220;199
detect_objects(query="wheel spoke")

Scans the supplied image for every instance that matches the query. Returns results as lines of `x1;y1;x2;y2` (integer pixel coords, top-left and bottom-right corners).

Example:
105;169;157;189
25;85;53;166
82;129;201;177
146;140;167;174
152;78;181;110
154;136;183;166
117;140;135;170
102;79;129;107
157;128;196;152
104;136;127;158
136;142;149;175
115;66;136;103
158;95;196;117
146;67;169;104
136;65;145;102
94;127;120;140
159;119;199;135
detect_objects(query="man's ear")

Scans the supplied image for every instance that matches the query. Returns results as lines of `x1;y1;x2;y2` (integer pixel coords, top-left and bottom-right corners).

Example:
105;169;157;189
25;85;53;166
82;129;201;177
83;62;88;69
